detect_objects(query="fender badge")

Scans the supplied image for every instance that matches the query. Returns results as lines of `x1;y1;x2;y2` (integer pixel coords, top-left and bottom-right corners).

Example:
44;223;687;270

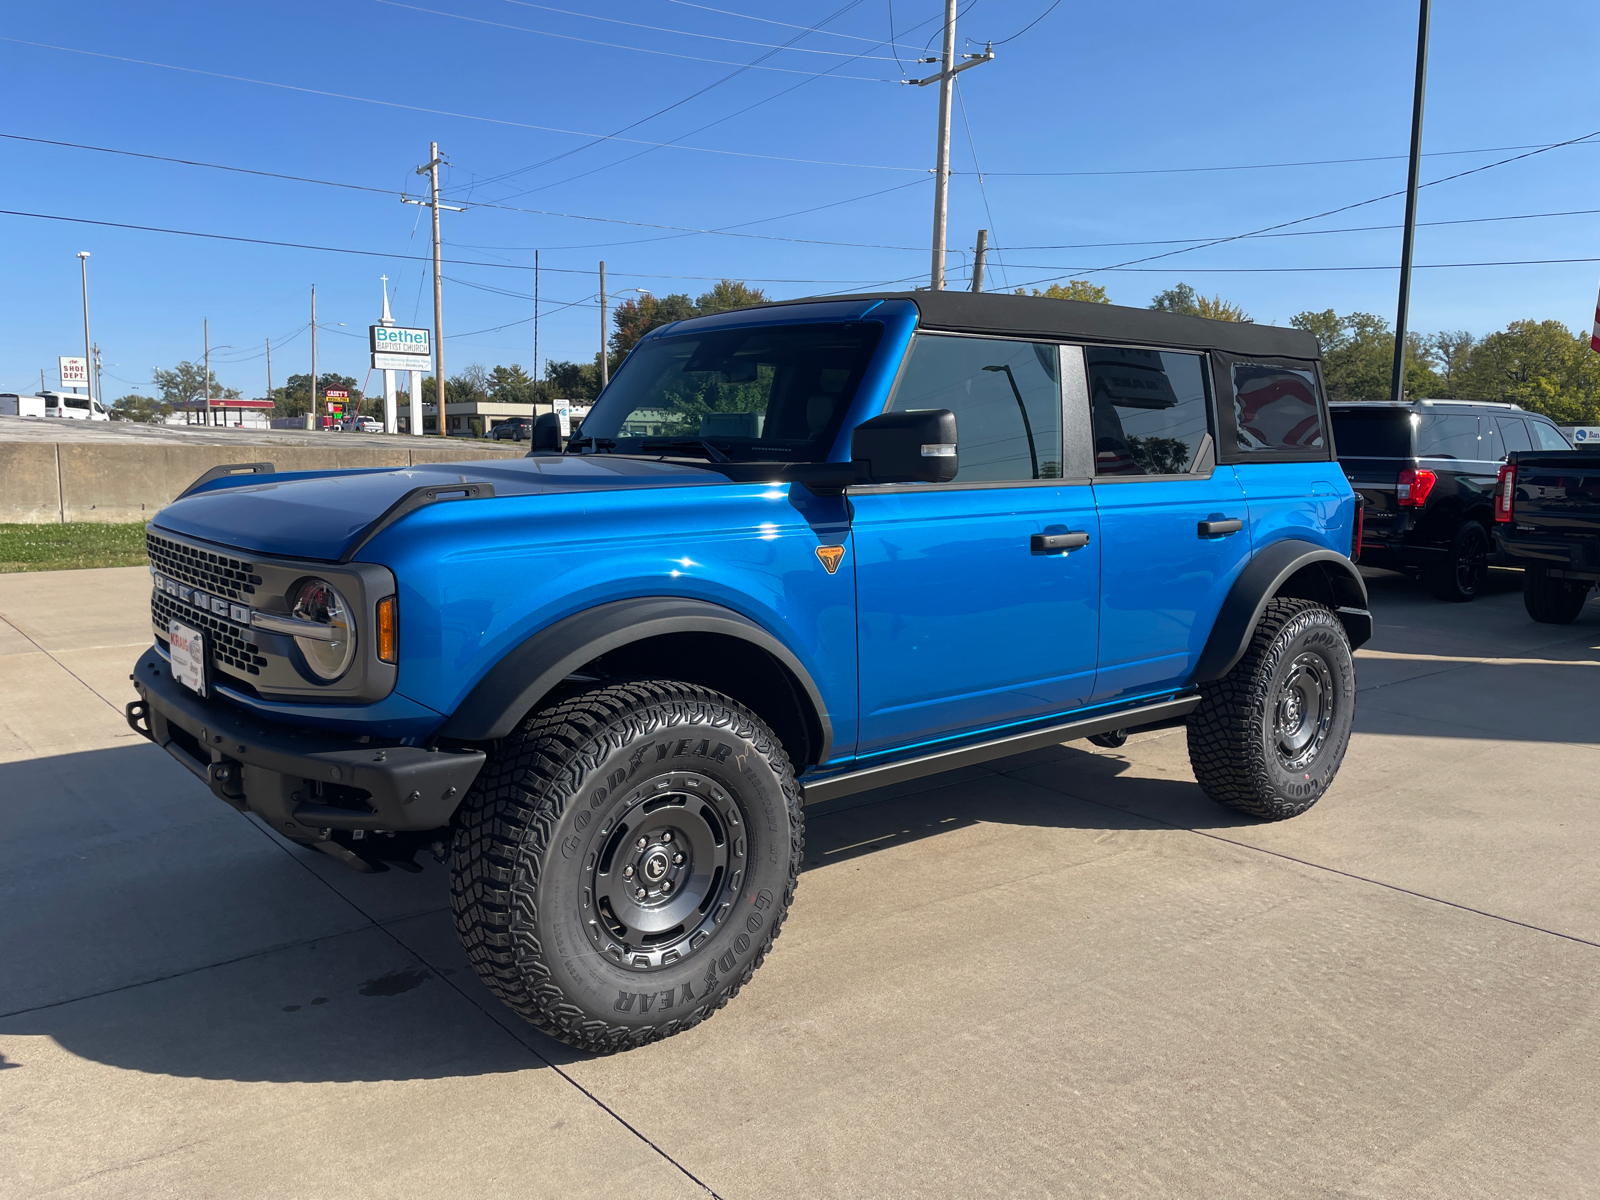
814;545;846;574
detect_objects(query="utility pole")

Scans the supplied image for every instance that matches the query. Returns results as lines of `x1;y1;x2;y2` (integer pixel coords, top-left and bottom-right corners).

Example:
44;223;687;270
266;337;272;404
534;249;540;393
599;260;609;389
1391;0;1431;402
76;251;93;405
908;4;993;290
311;286;318;427
971;229;989;292
204;318;211;427
92;343;103;407
402;143;463;434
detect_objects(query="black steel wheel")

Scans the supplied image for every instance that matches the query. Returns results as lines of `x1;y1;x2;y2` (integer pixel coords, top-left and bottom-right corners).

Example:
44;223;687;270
450;680;802;1053
1187;597;1355;820
1427;521;1489;602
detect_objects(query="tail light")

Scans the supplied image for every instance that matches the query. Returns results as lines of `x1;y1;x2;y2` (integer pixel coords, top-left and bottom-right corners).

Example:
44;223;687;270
376;595;398;664
1351;499;1364;562
1396;466;1437;508
1495;464;1516;523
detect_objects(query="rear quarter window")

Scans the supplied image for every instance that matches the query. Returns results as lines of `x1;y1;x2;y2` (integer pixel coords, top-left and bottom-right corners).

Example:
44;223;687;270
1330;407;1411;457
1416;413;1481;459
1230;363;1324;453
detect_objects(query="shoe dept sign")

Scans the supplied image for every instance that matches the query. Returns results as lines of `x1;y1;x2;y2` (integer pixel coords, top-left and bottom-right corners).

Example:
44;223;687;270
369;325;431;372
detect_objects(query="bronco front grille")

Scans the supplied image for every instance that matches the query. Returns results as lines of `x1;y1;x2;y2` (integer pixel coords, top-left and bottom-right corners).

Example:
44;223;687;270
145;532;262;602
152;589;268;676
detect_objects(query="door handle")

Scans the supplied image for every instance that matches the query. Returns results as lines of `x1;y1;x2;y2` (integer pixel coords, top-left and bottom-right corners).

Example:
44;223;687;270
1197;518;1244;538
1031;531;1090;553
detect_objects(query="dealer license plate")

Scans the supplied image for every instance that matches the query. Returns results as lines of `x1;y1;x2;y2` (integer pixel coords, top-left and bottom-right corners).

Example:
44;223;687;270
168;620;207;697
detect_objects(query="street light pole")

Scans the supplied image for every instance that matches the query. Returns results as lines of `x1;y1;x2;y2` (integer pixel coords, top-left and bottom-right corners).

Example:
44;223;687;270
311;286;318;427
1390;0;1431;402
76;252;93;406
599;260;609;389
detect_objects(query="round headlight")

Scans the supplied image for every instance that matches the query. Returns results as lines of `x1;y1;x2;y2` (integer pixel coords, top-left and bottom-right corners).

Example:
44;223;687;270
291;578;356;680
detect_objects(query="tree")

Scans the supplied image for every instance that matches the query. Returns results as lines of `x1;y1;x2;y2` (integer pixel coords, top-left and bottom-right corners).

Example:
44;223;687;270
1457;320;1600;423
270;372;363;418
695;279;767;315
611;293;698;360
1016;280;1110;304
1428;331;1475;396
151;361;241;408
1289;309;1440;401
110;393;169;423
1150;282;1251;322
545;358;602;401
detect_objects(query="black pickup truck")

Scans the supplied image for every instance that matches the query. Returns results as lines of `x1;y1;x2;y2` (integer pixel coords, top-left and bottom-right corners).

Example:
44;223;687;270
1493;449;1600;623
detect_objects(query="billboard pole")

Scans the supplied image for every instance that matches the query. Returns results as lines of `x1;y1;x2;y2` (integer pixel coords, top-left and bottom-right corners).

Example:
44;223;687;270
1390;0;1431;402
76;252;92;406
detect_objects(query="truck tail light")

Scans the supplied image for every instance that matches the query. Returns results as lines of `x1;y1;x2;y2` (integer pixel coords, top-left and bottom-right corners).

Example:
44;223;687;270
1351;500;1364;562
376;596;398;664
1396;466;1436;508
1495;464;1516;523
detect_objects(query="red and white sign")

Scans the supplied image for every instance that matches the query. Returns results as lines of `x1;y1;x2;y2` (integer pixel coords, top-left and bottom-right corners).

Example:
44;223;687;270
324;389;350;399
59;356;89;387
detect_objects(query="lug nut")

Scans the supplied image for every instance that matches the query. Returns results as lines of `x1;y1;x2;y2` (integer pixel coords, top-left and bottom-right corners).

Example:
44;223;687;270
661;880;672;894
673;852;684;865
623;865;634;878
636;836;647;850
635;887;647;900
661;831;673;843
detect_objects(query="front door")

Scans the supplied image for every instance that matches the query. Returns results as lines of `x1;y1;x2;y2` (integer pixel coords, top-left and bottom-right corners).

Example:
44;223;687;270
852;333;1100;759
1086;346;1252;702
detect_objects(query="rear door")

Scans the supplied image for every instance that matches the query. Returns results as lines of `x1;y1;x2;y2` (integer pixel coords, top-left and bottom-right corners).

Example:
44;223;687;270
1088;346;1251;703
852;333;1101;757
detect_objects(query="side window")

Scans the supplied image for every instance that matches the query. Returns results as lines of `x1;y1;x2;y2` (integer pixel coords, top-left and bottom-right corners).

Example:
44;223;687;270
1230;363;1324;452
1416;413;1480;459
888;334;1062;481
1086;348;1210;476
1531;421;1571;450
1495;417;1532;457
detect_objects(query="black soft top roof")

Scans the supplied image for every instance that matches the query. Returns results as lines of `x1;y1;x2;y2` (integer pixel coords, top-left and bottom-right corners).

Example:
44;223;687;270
774;290;1321;361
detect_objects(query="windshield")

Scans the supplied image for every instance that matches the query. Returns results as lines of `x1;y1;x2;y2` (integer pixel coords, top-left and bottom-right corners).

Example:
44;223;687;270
576;322;883;463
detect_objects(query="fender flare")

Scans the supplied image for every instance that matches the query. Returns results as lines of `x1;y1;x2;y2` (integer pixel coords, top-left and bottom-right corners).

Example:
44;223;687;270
1191;539;1371;684
437;596;833;758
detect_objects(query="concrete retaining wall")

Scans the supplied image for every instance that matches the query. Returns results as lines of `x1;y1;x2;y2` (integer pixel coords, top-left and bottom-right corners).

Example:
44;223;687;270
1;441;527;524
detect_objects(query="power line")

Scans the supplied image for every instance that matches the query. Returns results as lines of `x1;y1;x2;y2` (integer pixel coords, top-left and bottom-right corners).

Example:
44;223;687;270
663;0;926;49
0;207;894;282
984;0;1062;45
498;0;905;59
954;77;1007;288
980;140;1600;178
0;37;921;173
376;1;897;80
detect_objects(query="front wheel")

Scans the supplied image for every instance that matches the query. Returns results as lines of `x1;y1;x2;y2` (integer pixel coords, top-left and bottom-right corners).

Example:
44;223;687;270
1187;598;1356;820
450;680;802;1053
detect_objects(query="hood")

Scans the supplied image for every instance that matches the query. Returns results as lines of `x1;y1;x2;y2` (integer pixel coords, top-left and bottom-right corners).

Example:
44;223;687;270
151;455;721;561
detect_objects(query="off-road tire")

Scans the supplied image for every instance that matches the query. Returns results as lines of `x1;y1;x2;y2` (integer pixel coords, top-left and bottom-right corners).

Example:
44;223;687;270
1427;520;1490;602
1187;598;1355;820
450;680;803;1054
1523;567;1592;625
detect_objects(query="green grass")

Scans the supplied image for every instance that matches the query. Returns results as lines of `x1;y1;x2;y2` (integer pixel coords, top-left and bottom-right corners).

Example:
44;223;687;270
0;523;149;573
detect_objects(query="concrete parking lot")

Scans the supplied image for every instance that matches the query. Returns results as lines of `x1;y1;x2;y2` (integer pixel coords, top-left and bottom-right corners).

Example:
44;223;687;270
2;564;1597;1198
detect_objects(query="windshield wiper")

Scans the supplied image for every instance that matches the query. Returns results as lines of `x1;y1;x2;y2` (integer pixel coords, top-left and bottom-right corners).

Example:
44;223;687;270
639;438;731;463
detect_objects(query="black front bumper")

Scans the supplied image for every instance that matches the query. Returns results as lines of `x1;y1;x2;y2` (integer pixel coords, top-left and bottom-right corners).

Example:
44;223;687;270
128;648;485;840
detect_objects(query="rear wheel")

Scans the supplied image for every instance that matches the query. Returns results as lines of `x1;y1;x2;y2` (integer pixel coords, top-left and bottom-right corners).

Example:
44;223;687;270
1187;598;1356;820
1523;567;1592;624
1427;520;1490;602
450;680;802;1054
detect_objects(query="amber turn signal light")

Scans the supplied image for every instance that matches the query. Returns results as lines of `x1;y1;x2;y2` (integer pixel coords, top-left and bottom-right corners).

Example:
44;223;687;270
376;595;398;663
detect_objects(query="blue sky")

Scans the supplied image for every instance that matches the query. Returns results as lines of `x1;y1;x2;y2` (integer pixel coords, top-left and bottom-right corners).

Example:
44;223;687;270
3;0;1596;400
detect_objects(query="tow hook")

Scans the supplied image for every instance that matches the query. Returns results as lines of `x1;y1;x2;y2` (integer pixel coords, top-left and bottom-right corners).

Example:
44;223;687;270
207;760;247;804
124;699;154;742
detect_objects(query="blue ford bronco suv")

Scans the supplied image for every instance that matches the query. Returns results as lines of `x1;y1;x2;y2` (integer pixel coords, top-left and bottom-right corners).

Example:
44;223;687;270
127;291;1369;1052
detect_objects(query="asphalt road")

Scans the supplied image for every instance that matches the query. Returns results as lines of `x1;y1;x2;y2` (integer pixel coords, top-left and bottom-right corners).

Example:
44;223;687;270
2;565;1597;1198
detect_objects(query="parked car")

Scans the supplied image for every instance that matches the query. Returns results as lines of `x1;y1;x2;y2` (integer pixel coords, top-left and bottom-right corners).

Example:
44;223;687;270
490;416;533;441
38;391;111;421
1492;447;1600;623
337;416;383;433
126;291;1368;1054
1330;399;1571;601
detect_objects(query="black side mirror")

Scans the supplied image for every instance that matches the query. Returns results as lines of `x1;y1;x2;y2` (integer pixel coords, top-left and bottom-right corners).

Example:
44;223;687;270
532;412;563;452
850;409;958;484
